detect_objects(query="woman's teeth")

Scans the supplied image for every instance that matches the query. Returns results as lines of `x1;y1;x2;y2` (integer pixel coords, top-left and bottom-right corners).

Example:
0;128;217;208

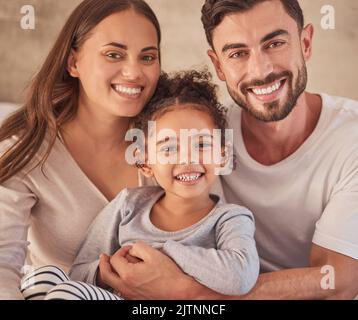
175;173;202;182
251;81;282;96
112;84;142;95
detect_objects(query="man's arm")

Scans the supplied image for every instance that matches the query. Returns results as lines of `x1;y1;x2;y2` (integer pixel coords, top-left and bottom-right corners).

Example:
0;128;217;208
195;244;358;300
100;242;358;300
99;241;224;300
69;190;127;284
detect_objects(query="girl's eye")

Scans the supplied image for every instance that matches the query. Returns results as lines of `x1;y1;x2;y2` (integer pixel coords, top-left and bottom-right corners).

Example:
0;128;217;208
195;142;212;150
159;145;177;153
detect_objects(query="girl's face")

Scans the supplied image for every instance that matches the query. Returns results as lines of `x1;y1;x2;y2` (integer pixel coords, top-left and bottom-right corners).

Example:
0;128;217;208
142;106;225;200
68;9;160;119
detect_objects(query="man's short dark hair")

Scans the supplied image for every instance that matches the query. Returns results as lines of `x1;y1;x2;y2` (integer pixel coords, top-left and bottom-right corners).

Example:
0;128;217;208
201;0;304;48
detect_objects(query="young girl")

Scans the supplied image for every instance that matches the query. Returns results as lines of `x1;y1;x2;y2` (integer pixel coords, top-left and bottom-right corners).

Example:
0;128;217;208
21;70;259;300
0;0;161;299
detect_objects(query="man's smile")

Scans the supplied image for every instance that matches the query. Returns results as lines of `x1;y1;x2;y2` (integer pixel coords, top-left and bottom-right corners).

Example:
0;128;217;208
246;78;287;103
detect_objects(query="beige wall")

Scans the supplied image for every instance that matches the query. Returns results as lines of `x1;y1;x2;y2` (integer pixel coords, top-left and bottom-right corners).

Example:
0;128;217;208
0;0;357;104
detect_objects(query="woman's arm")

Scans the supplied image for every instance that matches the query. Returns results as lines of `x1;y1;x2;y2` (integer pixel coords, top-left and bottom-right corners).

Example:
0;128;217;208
0;175;37;300
69;190;128;285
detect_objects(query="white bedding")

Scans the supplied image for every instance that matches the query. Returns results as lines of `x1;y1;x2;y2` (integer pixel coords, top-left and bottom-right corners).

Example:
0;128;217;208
0;102;19;122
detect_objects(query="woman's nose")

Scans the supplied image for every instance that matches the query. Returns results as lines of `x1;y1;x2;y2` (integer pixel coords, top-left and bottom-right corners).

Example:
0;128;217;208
120;61;142;81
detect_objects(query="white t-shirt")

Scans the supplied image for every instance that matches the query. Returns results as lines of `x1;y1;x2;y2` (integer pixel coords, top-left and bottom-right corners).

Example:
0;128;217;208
222;93;358;272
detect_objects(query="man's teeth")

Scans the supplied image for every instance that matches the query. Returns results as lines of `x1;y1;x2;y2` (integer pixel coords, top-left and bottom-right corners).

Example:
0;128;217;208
251;81;281;95
176;173;202;182
113;85;142;95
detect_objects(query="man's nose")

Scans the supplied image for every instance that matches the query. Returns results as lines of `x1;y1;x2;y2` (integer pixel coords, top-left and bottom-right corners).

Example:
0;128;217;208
247;51;274;81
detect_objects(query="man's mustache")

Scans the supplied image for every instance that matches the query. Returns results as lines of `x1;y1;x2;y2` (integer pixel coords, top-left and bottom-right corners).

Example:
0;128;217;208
240;71;292;95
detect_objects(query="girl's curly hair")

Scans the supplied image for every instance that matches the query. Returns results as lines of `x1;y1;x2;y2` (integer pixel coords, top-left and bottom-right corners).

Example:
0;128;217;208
134;69;228;140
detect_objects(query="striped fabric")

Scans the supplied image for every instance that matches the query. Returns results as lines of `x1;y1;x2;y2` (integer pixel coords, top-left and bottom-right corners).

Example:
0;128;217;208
21;265;122;300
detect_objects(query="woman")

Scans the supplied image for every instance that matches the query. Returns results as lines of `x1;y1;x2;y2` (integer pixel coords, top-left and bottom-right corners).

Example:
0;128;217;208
0;0;161;299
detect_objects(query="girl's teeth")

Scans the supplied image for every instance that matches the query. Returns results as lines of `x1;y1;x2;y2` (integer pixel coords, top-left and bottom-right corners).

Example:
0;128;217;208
176;173;201;182
252;81;281;96
113;85;142;95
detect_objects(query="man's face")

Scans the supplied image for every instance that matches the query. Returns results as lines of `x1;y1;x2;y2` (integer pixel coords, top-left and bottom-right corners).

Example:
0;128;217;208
208;0;313;122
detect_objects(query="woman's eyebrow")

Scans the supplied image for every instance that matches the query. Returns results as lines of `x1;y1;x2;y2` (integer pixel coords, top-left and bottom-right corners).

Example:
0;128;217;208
103;42;127;49
142;46;158;52
102;43;158;52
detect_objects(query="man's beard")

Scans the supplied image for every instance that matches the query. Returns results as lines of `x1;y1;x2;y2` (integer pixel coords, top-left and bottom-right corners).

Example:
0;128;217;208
227;63;307;122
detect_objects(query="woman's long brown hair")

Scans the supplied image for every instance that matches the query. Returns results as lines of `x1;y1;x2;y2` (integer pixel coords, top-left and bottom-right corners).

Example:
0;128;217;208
0;0;161;184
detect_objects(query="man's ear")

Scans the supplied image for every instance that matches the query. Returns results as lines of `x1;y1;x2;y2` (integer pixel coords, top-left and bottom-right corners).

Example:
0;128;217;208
67;49;80;78
301;24;314;61
207;49;226;81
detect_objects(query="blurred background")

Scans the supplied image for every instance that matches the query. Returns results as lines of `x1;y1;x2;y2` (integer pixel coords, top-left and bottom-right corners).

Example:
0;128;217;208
0;0;357;107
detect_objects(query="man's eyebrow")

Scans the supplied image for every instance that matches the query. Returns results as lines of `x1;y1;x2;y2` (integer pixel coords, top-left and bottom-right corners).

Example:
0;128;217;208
221;29;289;53
102;43;158;52
222;43;248;53
260;29;289;44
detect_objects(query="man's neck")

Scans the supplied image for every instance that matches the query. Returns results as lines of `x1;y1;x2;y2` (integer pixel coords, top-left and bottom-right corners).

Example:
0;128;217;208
241;92;322;165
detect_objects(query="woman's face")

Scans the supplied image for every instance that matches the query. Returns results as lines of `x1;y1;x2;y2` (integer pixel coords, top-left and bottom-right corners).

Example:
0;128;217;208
68;9;160;119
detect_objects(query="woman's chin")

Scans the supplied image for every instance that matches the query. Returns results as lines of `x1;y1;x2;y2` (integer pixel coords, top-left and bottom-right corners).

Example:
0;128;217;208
110;106;144;118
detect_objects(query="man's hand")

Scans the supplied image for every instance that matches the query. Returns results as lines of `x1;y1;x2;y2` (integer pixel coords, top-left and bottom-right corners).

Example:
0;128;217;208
98;241;197;299
96;246;141;288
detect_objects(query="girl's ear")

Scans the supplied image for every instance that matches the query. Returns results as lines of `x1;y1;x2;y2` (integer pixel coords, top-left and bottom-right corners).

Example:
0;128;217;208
215;142;235;176
67;49;80;78
134;148;153;178
137;163;154;178
220;145;229;167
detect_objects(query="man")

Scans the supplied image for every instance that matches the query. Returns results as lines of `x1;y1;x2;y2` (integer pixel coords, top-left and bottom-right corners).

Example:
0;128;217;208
99;0;358;299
